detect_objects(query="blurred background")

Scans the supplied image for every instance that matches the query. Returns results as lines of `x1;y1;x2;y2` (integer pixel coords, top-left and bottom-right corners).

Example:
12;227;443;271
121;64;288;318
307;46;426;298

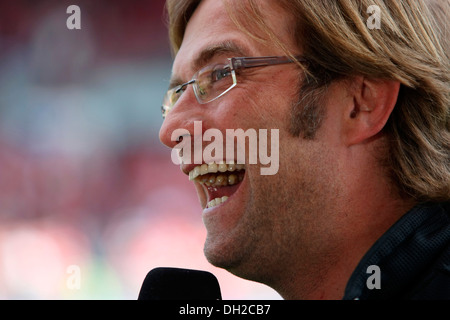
0;0;281;299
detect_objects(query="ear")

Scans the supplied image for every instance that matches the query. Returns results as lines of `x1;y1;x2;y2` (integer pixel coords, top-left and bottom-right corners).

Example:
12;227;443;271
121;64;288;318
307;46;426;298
343;76;400;146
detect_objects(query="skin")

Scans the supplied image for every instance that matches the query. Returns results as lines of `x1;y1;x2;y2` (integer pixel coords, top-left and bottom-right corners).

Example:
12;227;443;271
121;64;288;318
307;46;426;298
159;0;415;299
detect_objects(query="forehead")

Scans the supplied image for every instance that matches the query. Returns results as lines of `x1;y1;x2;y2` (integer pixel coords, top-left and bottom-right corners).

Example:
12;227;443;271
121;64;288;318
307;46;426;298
172;0;296;77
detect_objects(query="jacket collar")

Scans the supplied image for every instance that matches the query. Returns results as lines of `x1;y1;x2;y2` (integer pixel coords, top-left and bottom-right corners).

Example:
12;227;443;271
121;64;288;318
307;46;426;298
343;202;450;300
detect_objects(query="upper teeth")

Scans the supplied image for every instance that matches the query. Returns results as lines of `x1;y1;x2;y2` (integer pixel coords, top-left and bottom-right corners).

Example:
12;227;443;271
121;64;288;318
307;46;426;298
189;161;245;181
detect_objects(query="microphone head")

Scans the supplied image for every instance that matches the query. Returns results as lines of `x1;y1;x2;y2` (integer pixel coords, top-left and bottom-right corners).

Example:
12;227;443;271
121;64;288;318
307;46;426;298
138;267;222;300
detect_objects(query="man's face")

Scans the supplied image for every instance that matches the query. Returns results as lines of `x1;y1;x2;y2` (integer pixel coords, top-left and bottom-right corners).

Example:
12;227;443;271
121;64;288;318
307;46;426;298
159;0;341;284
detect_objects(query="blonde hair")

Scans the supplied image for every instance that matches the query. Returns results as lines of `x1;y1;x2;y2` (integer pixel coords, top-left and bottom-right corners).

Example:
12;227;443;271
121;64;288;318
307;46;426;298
165;0;450;203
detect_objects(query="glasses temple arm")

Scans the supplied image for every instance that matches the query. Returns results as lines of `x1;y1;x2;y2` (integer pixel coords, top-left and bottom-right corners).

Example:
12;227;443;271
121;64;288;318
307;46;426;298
175;79;196;93
230;55;306;69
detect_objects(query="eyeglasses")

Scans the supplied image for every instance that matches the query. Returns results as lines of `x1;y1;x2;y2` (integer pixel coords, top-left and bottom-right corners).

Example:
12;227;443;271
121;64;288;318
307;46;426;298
161;55;305;118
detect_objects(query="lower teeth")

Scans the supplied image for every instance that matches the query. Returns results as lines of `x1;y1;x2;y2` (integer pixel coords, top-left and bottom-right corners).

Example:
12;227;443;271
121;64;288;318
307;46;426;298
207;196;229;208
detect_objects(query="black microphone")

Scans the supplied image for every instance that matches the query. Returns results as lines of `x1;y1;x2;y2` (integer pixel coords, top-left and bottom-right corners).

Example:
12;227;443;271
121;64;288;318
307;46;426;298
138;267;222;300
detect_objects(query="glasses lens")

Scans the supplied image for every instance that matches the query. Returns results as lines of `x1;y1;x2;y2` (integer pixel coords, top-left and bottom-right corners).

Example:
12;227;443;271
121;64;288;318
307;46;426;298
161;63;236;118
194;64;234;104
161;87;182;118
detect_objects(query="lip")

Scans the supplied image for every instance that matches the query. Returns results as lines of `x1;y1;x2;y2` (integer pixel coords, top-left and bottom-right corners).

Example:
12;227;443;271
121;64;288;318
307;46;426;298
181;163;198;176
180;159;243;177
181;159;226;176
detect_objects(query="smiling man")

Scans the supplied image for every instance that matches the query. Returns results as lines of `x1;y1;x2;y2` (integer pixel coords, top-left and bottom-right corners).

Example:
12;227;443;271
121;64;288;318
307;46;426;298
158;0;450;300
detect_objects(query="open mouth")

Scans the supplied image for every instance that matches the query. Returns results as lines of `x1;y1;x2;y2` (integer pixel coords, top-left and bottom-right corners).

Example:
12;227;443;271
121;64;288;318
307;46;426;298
188;162;245;209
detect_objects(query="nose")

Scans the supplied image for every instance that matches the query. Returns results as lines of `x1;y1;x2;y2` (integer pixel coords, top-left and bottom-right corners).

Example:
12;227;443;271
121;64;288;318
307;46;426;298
159;110;187;150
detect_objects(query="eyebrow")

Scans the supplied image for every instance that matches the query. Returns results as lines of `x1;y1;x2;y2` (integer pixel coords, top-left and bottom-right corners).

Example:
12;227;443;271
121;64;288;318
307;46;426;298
192;40;248;71
169;40;248;89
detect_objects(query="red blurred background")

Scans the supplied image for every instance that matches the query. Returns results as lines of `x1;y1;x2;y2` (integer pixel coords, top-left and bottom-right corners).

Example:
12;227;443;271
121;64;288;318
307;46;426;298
0;0;280;299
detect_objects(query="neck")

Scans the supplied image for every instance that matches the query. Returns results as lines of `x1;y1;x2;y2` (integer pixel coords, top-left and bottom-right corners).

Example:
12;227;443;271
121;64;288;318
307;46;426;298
281;199;414;300
275;152;416;300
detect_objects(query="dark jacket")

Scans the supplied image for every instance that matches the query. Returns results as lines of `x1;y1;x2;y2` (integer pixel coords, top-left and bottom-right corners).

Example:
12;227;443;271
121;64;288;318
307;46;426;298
344;202;450;300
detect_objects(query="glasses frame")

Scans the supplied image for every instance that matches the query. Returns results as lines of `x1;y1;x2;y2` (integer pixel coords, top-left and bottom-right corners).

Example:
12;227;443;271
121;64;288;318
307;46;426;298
161;55;306;118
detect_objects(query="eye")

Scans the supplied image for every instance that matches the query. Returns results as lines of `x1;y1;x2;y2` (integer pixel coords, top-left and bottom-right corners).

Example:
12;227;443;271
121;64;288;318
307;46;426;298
211;66;231;82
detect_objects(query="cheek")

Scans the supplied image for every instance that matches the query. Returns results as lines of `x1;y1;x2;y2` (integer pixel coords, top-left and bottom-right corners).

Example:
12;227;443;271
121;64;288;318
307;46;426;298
214;88;293;131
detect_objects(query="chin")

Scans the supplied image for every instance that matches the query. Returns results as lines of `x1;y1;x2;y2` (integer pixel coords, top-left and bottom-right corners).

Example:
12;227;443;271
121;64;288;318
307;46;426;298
203;228;255;272
202;229;268;283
